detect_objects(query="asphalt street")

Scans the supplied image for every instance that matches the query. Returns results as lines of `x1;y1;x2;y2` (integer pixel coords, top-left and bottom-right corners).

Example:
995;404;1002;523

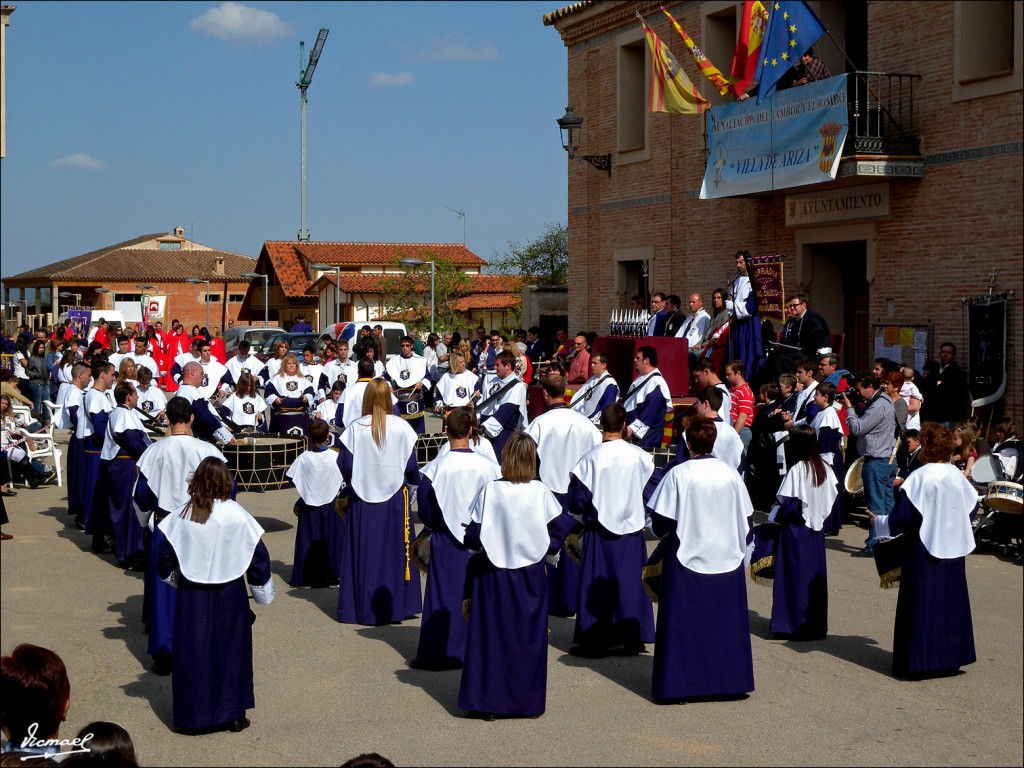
1;426;1021;767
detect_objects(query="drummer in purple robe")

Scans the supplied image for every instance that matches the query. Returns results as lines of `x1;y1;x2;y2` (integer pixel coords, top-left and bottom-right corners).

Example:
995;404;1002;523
158;458;275;734
135;397;230;676
726;250;763;384
61;361;91;527
286;419;345;588
99;382;152;568
458;432;571;719
768;425;838;640
265;354;314;437
869;422;978;679
475;350;528;461
336;379;422;626
385;335;432;435
412;407;502;670
525;373;601;617
647;416;755;702
81;361;116;537
808;382;845;535
567;403;656;656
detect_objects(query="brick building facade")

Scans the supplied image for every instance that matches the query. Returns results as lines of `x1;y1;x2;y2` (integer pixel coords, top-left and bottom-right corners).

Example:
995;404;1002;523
546;1;1023;418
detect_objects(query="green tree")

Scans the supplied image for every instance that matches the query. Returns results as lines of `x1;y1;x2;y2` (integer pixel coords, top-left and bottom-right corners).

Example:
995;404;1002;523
490;221;568;286
379;252;473;334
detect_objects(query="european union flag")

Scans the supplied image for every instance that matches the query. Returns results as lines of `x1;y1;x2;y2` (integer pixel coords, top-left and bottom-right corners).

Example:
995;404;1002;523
752;0;828;103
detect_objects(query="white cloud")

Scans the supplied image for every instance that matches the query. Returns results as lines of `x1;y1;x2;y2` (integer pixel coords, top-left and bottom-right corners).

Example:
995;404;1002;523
190;2;292;45
50;154;107;171
368;72;415;88
415;33;499;63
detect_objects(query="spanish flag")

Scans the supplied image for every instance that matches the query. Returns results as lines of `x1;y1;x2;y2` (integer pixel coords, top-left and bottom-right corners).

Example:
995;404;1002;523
640;15;710;115
730;0;770;98
660;7;731;96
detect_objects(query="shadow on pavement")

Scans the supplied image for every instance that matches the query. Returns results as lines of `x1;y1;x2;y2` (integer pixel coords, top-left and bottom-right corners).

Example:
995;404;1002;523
269;559;340;622
548;615;654;702
357;625;464;716
783;632;892;675
253;515;293;533
105;596;175;729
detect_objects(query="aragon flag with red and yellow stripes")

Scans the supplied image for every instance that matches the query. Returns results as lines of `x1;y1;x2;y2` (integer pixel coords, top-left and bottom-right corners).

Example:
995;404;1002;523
639;14;710;115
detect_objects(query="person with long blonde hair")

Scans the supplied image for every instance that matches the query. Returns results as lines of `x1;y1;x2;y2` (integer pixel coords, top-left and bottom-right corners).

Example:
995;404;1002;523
458;432;570;719
157;457;274;734
336;378;421;625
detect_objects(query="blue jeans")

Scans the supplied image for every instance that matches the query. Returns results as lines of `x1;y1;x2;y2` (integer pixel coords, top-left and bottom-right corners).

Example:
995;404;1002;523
28;382;49;425
862;457;895;548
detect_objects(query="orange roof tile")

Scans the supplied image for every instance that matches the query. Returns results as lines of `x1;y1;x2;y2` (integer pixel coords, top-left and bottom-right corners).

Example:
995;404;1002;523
261;241;488;300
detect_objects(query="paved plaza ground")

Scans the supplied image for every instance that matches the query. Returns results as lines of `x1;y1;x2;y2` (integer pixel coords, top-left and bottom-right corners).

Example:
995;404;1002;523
1;427;1022;766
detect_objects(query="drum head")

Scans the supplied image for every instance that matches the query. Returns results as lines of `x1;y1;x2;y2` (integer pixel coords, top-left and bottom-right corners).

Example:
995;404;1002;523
971;455;1001;485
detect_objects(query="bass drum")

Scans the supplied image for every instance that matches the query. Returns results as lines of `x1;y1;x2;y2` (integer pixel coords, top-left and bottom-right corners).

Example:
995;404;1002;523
844;456;866;495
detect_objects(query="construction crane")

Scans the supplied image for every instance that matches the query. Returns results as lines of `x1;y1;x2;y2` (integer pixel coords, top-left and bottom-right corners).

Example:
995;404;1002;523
297;27;329;242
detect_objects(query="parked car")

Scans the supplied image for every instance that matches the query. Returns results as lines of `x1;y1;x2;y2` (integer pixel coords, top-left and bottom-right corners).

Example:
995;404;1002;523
320;321;408;360
254;332;332;363
222;325;284;359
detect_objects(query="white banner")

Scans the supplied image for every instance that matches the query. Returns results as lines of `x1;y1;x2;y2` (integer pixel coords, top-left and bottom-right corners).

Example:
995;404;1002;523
701;74;849;199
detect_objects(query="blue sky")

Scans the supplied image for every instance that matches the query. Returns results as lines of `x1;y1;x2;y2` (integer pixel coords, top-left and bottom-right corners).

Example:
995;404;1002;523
0;1;569;278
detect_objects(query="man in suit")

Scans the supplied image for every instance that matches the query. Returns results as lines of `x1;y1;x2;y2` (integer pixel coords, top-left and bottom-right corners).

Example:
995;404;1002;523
774;293;830;373
661;295;686;338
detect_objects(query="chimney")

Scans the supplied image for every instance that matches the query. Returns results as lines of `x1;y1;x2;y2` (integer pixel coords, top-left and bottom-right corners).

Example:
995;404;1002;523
173;226;185;238
214;256;225;276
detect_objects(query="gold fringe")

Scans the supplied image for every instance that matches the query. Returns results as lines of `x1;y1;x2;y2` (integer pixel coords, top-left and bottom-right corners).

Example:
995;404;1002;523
879;567;901;589
403;486;411;582
750;556;775;587
461;598;471;622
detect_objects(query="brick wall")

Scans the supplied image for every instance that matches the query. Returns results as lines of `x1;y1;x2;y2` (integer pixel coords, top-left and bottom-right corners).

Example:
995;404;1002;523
554;0;1023;418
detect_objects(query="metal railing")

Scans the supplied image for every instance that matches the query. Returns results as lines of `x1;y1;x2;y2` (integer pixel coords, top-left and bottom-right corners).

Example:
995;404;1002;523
845;70;923;156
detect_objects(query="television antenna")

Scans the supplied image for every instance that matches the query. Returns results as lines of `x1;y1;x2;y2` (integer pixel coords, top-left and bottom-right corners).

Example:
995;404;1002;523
444;205;466;244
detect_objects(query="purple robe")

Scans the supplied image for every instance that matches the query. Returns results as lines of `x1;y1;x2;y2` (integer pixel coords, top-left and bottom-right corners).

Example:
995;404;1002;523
290;500;344;587
336;442;422;625
158;539;272;730
887;491;976;678
412;473;472;669
457;516;567;717
568;477;655;650
649;524;754;701
771;495;833;639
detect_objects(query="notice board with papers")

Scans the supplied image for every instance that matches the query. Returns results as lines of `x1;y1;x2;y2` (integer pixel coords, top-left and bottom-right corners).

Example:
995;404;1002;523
873;323;932;373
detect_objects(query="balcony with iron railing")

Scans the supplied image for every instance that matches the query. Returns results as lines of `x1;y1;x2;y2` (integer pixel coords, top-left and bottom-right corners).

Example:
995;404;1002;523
844;70;923;157
834;70;925;183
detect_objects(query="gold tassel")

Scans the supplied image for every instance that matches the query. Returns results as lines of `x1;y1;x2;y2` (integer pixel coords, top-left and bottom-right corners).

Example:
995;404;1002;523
403;486;411;582
461;598;471;622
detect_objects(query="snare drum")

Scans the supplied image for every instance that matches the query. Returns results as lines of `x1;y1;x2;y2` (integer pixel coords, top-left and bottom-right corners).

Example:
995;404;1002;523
985;481;1024;514
395;388;425;420
641;539;670;603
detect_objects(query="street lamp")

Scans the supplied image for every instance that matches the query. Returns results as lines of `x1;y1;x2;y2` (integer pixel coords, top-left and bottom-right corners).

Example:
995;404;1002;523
557;106;612;176
185;278;211;330
241;272;269;327
309;263;340;329
398;257;435;335
58;291;82;308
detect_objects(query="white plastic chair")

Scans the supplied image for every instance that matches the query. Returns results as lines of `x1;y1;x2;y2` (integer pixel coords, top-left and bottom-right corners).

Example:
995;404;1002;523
18;425;63;488
10;403;33;428
43;399;64;430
